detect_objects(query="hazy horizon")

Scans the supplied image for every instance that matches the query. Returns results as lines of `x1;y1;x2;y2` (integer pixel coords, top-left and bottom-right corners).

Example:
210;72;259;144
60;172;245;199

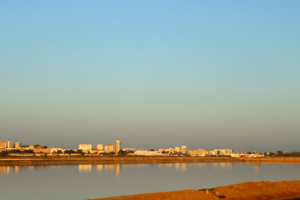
1;1;299;152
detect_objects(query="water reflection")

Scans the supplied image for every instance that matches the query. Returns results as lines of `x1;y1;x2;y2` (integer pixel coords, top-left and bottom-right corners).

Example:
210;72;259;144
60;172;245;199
105;164;114;171
2;163;300;200
181;163;186;171
97;165;103;172
158;163;187;171
115;164;120;177
255;163;261;172
14;166;20;174
96;164;120;176
79;165;92;172
0;166;22;174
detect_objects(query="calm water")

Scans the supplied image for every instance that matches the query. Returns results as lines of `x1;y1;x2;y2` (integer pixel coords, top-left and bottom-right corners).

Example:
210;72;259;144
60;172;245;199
1;163;300;200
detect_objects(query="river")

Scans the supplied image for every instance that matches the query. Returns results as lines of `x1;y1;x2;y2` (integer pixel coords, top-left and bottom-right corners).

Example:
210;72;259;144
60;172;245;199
1;163;300;200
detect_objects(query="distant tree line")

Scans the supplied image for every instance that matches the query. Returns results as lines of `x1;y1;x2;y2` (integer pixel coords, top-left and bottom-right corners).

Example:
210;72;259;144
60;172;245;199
267;151;300;157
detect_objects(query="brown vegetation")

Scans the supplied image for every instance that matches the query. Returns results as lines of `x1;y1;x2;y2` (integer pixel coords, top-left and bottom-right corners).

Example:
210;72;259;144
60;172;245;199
89;180;300;200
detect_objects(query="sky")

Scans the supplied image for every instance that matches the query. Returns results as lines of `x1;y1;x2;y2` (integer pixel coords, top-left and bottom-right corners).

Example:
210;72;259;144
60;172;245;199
0;1;299;152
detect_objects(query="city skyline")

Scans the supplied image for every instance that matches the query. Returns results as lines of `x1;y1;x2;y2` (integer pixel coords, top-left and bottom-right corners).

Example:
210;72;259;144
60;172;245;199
1;1;299;152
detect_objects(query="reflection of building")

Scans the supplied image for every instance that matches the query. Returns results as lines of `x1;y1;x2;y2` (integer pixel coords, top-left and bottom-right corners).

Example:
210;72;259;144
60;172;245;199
6;166;13;174
0;166;7;174
255;163;260;172
105;164;114;171
181;163;186;171
97;144;103;150
14;166;20;173
97;165;103;172
15;142;22;149
115;164;120;177
79;165;92;172
115;140;121;153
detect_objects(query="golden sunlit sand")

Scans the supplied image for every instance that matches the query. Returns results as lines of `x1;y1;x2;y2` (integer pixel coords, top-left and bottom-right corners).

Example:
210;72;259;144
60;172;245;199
89;180;300;200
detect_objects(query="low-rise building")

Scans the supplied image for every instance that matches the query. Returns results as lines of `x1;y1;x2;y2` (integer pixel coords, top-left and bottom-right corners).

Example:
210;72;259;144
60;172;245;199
15;142;22;149
189;149;207;156
33;149;50;154
214;149;233;155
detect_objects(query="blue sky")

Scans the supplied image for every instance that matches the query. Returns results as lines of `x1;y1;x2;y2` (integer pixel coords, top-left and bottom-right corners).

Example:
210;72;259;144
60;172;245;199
1;1;299;152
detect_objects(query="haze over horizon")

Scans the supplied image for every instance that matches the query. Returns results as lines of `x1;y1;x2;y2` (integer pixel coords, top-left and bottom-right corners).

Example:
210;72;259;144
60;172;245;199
1;1;299;152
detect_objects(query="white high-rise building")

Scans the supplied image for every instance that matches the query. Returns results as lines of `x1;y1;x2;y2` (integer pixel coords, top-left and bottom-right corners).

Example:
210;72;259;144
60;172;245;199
181;145;187;151
115;140;121;153
7;141;14;148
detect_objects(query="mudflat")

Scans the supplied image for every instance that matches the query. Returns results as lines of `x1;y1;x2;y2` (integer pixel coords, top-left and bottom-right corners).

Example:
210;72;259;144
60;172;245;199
89;180;300;200
1;156;300;165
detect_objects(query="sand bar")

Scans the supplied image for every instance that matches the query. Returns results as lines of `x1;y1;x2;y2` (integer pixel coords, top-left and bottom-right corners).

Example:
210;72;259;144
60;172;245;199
89;180;300;200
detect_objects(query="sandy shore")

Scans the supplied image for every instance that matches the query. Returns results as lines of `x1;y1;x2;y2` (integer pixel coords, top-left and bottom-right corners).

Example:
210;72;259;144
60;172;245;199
89;180;300;200
1;156;300;166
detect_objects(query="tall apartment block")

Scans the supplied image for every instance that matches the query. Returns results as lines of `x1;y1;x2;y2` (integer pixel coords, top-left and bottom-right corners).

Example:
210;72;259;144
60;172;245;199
7;141;14;148
106;144;115;152
115;140;121;153
0;141;7;148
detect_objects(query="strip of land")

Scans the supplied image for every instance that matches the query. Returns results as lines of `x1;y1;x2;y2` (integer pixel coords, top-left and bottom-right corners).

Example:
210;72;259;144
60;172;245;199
89;180;300;200
1;156;300;165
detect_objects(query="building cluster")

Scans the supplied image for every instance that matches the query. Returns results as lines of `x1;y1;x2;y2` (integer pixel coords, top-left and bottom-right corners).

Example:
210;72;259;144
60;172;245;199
0;139;123;157
78;140;121;155
1;139;264;157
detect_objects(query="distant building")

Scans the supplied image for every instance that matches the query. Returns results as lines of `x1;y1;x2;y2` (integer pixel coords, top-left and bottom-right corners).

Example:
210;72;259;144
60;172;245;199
106;144;114;152
79;144;92;151
50;148;64;153
97;144;103;150
15;142;22;149
181;146;187;151
214;149;233;155
189;149;207;156
174;147;180;151
115;140;121;153
0;141;7;148
7;141;14;148
33;149;50;154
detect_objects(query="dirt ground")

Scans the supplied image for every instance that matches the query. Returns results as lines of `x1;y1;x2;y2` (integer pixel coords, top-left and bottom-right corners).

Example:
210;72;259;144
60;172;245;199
89;180;300;200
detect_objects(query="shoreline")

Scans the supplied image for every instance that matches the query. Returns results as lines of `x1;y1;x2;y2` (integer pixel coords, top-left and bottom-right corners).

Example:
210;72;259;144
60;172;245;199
89;180;300;200
1;156;300;166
